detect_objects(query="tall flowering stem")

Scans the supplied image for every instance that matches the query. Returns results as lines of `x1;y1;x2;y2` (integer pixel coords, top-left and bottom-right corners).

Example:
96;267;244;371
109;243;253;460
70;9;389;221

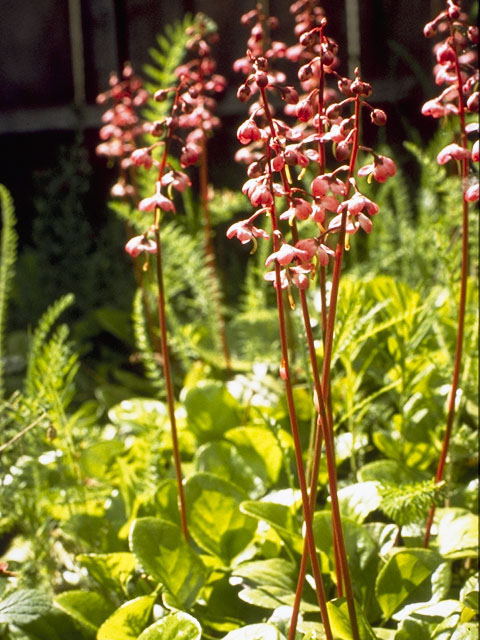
228;3;395;637
422;1;478;547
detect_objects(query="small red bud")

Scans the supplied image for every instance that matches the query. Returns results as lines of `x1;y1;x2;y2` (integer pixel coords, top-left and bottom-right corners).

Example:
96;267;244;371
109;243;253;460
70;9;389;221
150;121;166;136
237;84;251;102
255;56;268;71
326;103;341;120
335;141;350;162
337;77;353;96
299;29;316;47
247;161;263;178
321;49;335;66
371;108;387;126
298;64;313;82
154;89;169;102
255;72;269;89
468;26;479;44
423;21;437;38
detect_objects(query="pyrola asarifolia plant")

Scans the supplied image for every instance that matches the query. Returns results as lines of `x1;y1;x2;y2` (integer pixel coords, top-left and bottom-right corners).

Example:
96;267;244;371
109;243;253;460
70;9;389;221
422;0;478;547
227;1;396;638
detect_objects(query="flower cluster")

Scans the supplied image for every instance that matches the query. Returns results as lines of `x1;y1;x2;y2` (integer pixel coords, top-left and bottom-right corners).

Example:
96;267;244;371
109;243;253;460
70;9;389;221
95;62;149;198
422;1;479;201
227;1;395;295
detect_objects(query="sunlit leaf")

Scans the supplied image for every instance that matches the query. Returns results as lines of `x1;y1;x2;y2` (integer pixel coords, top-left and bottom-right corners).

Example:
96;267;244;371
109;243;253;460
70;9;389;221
54;590;113;632
97;595;155;640
137;611;202;640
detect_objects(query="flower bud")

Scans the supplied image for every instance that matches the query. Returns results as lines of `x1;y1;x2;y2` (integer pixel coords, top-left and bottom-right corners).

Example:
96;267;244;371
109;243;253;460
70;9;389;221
371;109;387;126
468;26;479;44
299;29;316;47
447;0;460;19
247;161;263;177
321;49;335;66
255;56;269;71
337;77;353;96
154;89;169;102
282;86;299;104
467;92;479;113
298;64;313;82
296;98;314;122
150;120;166;136
237;84;251;102
326;103;341;120
335;141;351;162
255;72;269;88
423;21;437;38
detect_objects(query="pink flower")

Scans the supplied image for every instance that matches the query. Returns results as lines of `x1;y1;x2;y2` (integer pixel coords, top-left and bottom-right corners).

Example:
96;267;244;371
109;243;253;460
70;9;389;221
465;182;479;202
139;186;175;213
358;155;396;183
237;119;262;145
295;238;335;265
125;235;157;257
311;196;339;224
437;143;470;165
471;140;479;163
265;243;309;267
296;99;314;122
226;219;269;244
264;265;312;290
279;198;312;222
131;148;153;169
339;193;379;216
161;170;191;192
422;99;447;118
250;184;274;207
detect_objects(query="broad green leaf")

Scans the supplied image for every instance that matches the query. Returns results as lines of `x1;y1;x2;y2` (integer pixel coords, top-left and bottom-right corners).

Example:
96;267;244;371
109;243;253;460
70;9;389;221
8;608;84;640
395;617;431;640
225;426;283;485
232;559;296;591
375;548;443;619
237;585;318;612
222;623;281;639
183;381;240;442
437;509;479;558
76;552;136;596
326;598;376;640
79;440;124;480
137;611;201;640
336;481;381;523
0;589;51;625
358;459;426;484
240;500;301;544
194;440;267;498
54;590;113;632
97;595;155;640
185;473;256;563
108;398;168;431
451;622;480;640
460;574;479;612
313;512;379;606
154;479;182;525
130;518;206;608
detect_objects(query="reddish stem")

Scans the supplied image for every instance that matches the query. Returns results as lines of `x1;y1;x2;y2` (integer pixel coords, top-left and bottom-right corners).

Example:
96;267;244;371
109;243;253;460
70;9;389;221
424;16;469;547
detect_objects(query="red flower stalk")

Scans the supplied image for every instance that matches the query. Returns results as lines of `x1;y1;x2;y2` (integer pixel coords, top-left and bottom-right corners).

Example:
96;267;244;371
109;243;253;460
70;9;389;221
422;0;478;548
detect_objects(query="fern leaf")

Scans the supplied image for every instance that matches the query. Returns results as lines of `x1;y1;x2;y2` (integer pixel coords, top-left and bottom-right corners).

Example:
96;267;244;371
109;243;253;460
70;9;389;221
378;478;446;527
25;293;75;397
0;185;18;399
132;288;164;395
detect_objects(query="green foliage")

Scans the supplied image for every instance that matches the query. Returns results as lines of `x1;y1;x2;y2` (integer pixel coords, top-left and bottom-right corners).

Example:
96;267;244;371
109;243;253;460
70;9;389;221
377;479;446;527
0;186;17;400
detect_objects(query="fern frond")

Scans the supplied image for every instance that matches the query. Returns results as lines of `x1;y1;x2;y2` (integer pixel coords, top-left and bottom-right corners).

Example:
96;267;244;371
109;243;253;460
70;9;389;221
0;185;18;399
378;478;446;526
132;288;164;395
25;293;75;397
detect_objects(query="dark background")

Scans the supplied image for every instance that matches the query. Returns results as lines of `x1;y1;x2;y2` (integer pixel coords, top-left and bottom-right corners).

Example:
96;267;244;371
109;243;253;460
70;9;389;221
0;0;473;326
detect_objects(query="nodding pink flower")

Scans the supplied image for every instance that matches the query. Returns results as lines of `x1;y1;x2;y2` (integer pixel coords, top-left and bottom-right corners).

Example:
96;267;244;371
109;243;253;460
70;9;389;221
465;182;479;202
226;219;270;244
265;242;309;267
279;198;312;222
295;238;335;266
436;143;470;165
180;145;200;167
125;235;157;257
358;155;397;183
237;119;262;144
339;193;379;216
328;211;373;235
271;155;285;171
311;175;330;197
436;40;456;65
311;195;340;223
138;187;176;213
131;148;154;169
161;170;192;192
250;184;274;207
471;140;479;162
111;181;135;198
422;98;448;118
264;264;312;290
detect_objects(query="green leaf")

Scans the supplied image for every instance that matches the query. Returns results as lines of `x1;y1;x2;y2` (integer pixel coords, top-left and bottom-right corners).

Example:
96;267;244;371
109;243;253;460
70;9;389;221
358;459;426;484
222;623;281;639
0;589;51;625
97;595;155;640
225;426;283;486
194;440;268;498
326;598;376;640
129;518;206;608
336;482;381;523
79;440;124;480
240;500;301;543
437;509;479;558
451;622;480;640
54;590;113;632
185;473;256;563
313;512;379;606
137;611;202;640
232;559;296;591
76;553;136;596
183;381;240;442
375;548;443;619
